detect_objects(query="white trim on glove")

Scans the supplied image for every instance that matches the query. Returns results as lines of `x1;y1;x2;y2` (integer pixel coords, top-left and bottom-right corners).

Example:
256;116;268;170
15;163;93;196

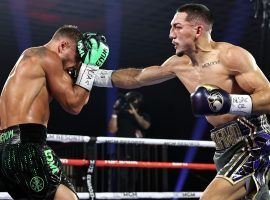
229;94;252;115
93;69;114;88
75;63;97;91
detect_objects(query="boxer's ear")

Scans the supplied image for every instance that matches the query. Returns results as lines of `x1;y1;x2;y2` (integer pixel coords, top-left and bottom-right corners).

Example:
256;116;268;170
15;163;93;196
195;26;203;39
58;41;68;53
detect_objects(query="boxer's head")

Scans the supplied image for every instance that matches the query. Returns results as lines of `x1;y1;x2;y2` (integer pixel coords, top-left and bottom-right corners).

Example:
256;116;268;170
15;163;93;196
169;4;214;56
52;25;83;70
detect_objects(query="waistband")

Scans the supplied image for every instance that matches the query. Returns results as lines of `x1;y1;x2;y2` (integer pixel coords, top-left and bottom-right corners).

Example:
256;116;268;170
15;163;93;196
0;123;47;145
210;115;270;150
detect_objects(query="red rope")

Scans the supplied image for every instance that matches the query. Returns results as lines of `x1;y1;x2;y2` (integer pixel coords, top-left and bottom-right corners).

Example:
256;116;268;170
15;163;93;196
60;159;216;170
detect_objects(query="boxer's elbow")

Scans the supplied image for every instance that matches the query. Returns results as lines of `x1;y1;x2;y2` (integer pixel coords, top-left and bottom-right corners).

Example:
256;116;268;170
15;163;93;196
251;85;270;114
71;107;83;115
64;105;83;115
64;98;88;115
65;93;89;114
261;87;270;113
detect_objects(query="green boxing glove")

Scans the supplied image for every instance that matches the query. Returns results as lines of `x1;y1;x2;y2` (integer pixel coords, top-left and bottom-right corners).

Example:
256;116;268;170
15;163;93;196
77;32;109;67
76;32;110;91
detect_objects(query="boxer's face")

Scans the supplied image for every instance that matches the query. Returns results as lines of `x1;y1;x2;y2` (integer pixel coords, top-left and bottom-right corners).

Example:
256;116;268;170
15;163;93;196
169;12;198;56
60;40;81;70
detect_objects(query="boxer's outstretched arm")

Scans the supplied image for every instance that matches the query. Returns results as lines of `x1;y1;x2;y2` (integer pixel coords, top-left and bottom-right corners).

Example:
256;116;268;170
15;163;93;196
93;55;186;89
111;65;175;89
110;55;184;89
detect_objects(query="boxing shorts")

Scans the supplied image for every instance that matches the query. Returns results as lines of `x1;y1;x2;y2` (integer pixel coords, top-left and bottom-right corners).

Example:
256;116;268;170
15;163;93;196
211;114;270;199
0;123;77;200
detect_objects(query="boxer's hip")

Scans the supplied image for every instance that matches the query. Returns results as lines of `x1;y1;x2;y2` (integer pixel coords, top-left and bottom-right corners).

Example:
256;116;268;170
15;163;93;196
210;114;270;151
0;123;47;148
211;115;270;199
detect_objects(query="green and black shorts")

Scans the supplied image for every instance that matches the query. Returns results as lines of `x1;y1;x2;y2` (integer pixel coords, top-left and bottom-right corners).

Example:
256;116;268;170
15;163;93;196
0;123;77;200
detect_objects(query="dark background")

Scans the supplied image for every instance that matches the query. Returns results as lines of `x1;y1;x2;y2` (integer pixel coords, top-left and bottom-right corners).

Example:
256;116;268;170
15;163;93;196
0;0;269;194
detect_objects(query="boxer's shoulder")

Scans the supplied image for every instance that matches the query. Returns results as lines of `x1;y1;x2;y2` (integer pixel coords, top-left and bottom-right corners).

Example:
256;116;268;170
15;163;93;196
216;43;254;72
17;47;61;75
22;46;48;58
162;55;190;69
215;43;248;61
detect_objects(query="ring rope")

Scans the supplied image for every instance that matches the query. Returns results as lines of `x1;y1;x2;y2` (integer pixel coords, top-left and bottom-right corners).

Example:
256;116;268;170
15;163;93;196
0;135;215;199
60;158;216;170
0;192;203;199
47;134;215;148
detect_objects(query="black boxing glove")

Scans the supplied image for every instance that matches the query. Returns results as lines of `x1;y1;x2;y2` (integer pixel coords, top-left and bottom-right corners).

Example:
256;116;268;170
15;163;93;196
190;85;252;116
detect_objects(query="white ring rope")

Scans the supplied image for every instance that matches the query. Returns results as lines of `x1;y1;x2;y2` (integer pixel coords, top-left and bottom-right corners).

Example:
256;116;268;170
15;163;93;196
0;192;202;199
47;134;215;148
0;135;215;199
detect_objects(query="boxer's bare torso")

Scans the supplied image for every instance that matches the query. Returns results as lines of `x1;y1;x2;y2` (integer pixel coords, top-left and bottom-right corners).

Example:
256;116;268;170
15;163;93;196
112;41;270;127
110;6;270;200
0;40;89;130
166;42;253;127
0;47;52;129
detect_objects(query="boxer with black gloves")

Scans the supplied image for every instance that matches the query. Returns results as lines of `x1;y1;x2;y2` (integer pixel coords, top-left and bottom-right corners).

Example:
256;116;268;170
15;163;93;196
0;25;108;200
92;3;270;200
191;84;252;116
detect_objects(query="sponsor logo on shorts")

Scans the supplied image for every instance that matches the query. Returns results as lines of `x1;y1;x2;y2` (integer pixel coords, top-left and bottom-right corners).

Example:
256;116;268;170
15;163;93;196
0;130;14;143
30;176;44;192
44;149;59;174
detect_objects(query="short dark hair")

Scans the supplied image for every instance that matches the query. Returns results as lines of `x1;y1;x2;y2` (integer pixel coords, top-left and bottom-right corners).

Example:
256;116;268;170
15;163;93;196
177;3;214;30
52;25;83;42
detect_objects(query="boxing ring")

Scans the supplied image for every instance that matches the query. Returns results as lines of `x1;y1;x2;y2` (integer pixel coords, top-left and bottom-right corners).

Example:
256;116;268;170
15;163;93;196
0;134;216;199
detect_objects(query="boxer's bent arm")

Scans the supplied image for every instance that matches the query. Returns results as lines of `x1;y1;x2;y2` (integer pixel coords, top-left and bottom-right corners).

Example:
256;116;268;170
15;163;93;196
111;65;175;89
43;53;90;114
50;75;89;114
241;69;270;114
226;46;270;114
